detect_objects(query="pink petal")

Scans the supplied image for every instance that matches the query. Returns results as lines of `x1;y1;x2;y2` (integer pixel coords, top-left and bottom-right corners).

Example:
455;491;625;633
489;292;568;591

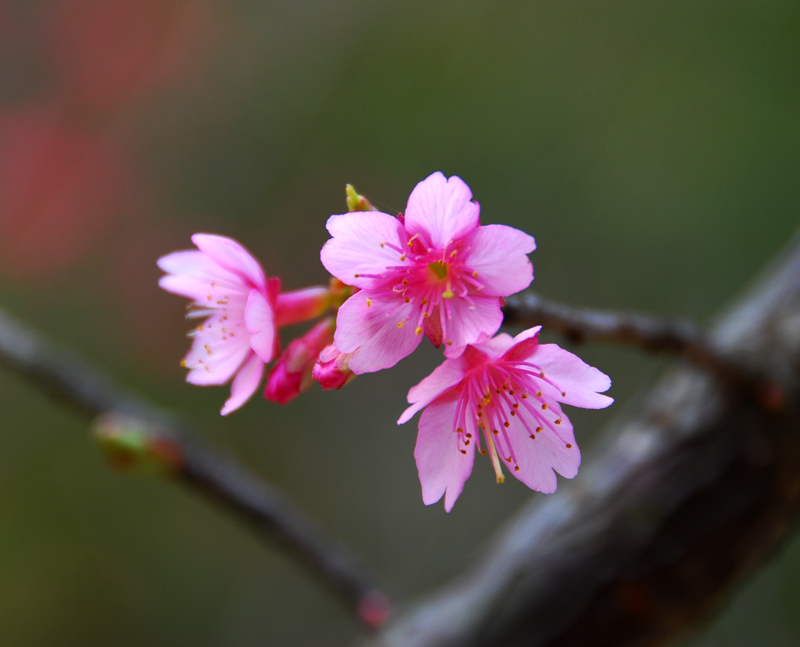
462;224;535;296
184;328;252;386
159;274;250;308
470;332;518;359
505;409;580;493
192;233;266;290
511;326;542;346
244;289;276;363
404;173;480;250
158;274;213;302
398;355;469;424
441;295;504;358
157;250;243;289
333;291;421;374
320;212;408;290
499;326;542;362
527;344;613;409
414;393;475;512
221;352;265;415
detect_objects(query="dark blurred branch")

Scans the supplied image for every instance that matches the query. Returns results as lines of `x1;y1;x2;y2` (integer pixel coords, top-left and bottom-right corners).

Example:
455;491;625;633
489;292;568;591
502;293;749;382
0;307;389;628
364;234;800;647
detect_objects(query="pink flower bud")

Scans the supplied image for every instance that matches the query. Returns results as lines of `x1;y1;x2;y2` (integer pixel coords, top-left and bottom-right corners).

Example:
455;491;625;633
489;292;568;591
264;318;335;405
313;344;356;390
275;286;332;327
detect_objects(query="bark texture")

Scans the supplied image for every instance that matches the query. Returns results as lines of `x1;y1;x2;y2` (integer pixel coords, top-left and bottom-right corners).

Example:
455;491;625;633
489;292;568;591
363;236;800;647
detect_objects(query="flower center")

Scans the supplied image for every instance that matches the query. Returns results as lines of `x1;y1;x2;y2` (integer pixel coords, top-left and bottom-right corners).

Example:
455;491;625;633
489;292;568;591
427;260;448;281
427;260;455;299
449;363;571;484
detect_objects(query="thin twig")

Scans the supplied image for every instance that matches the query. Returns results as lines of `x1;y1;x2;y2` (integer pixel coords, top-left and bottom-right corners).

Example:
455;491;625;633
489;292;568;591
502;292;749;382
0;306;390;628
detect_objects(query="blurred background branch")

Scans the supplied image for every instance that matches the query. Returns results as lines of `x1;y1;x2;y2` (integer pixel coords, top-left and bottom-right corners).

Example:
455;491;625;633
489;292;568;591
363;234;800;646
1;1;799;645
502;293;753;383
0;306;389;627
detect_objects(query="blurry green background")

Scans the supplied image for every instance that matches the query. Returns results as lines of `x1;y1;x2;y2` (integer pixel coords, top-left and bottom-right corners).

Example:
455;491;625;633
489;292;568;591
0;1;798;645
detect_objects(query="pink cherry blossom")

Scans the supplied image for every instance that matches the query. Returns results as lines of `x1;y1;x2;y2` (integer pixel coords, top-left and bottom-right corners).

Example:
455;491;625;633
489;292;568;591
158;233;331;415
321;172;536;374
158;233;276;415
398;327;613;511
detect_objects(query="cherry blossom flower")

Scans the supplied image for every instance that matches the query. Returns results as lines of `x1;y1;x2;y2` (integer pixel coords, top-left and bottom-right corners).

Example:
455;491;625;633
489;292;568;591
321;172;536;374
158;233;330;415
398;327;613;511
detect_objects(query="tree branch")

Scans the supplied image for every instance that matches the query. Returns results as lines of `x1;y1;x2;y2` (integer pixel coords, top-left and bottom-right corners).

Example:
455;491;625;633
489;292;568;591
502;293;749;382
364;234;800;647
0;307;390;628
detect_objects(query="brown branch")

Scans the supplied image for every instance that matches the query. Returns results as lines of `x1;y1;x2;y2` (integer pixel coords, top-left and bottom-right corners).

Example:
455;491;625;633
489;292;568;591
0;307;390;628
364;234;800;647
502;293;750;382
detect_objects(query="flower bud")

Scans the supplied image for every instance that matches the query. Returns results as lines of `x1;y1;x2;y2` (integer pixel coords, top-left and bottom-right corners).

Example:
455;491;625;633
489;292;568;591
345;184;376;212
93;413;182;476
275;286;332;327
264;318;335;405
313;344;356;390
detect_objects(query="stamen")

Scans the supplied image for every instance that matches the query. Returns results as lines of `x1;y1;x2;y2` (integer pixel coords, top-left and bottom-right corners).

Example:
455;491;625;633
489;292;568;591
486;434;504;483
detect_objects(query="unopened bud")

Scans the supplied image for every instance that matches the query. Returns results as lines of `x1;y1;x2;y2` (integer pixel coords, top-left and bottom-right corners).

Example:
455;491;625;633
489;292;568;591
264;318;335;405
313;344;356;390
346;184;376;212
275;286;332;328
93;413;181;477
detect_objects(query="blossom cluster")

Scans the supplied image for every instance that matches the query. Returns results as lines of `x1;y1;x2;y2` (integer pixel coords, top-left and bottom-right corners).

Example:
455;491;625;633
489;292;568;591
159;172;612;510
